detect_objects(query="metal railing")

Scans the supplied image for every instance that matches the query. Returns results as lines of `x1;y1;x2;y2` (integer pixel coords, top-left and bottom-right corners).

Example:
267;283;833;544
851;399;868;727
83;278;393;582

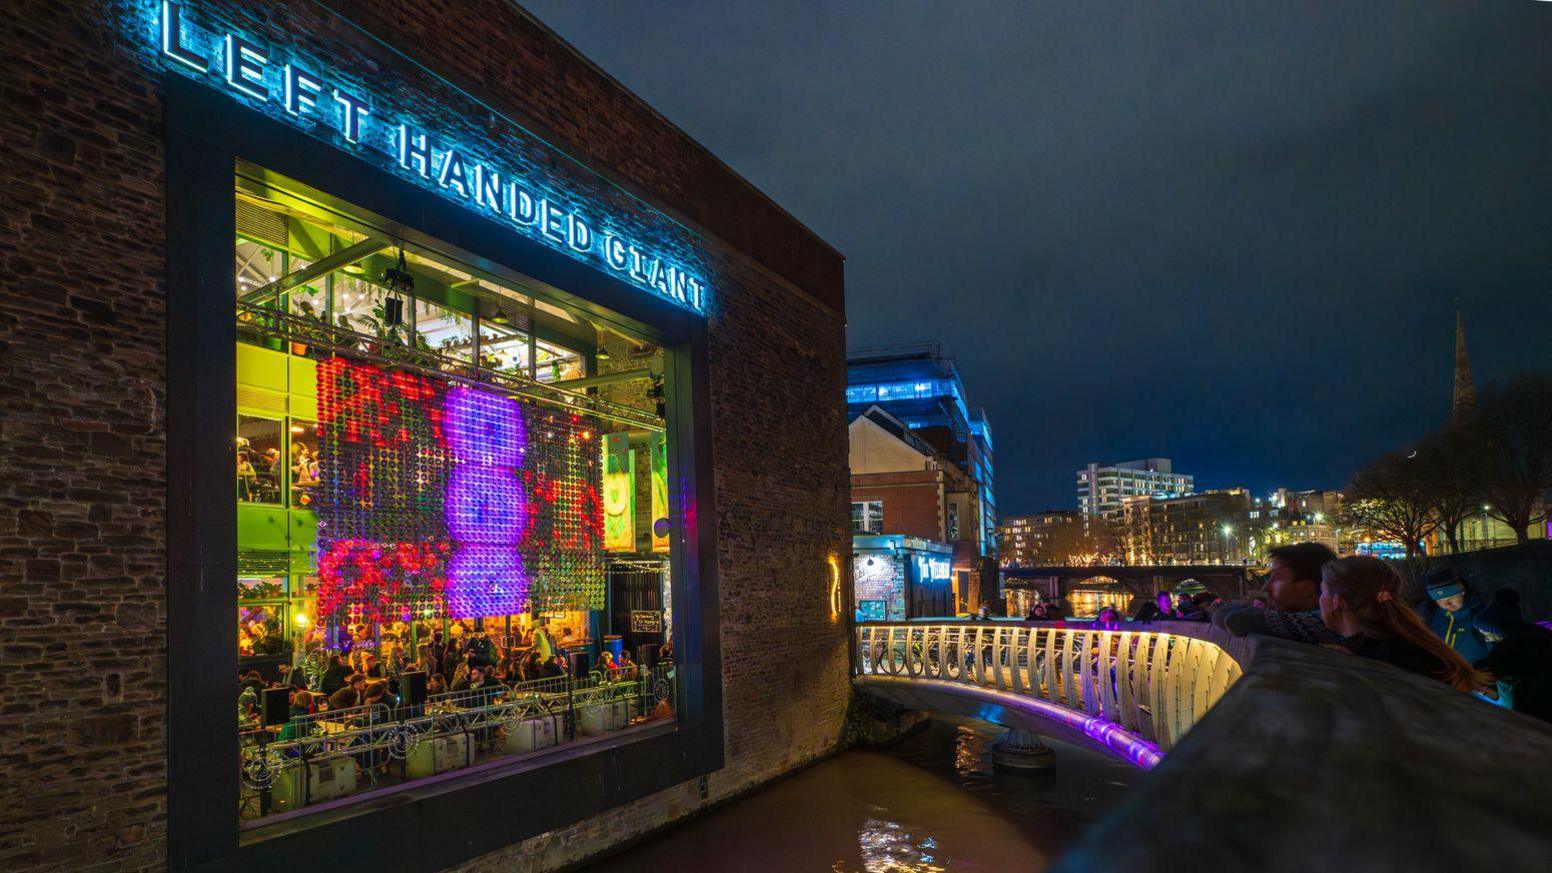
238;664;676;824
235;301;662;431
853;622;1241;753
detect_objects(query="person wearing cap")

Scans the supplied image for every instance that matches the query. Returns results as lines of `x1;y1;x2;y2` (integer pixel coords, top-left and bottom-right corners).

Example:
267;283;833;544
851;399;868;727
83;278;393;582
1420;568;1489;664
1473;588;1552;724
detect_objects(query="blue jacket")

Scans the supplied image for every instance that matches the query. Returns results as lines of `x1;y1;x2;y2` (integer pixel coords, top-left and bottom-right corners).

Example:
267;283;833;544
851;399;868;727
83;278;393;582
1423;596;1489;664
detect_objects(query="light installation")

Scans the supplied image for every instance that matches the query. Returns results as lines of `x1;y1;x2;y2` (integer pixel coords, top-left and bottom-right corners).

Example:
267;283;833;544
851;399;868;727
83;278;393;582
315;357;604;623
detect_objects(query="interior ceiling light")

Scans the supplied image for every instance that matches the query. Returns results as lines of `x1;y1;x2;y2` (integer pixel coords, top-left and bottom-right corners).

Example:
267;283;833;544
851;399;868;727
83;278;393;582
490;310;510;325
595;346;611;361
343;262;366;276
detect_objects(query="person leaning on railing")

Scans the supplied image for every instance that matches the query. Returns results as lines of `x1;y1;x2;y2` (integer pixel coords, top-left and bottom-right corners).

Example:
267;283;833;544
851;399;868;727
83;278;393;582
1319;556;1490;693
1213;542;1341;645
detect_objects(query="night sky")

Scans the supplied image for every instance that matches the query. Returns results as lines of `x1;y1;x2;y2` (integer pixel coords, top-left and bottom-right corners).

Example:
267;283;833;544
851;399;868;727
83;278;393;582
524;1;1552;514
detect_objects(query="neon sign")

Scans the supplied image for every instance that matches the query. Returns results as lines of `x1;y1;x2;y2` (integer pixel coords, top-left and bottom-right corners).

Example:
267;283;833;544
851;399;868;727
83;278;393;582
158;1;708;315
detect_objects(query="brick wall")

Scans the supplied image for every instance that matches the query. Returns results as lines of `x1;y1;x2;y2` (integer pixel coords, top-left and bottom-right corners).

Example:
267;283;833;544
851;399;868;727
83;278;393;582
852;471;944;540
0;2;849;871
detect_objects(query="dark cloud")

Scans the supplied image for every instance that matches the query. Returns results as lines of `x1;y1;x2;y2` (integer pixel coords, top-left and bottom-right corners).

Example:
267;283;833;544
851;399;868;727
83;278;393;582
524;0;1552;512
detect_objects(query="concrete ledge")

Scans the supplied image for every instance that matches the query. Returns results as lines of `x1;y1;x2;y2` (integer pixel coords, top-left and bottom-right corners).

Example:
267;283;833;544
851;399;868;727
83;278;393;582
1052;626;1552;873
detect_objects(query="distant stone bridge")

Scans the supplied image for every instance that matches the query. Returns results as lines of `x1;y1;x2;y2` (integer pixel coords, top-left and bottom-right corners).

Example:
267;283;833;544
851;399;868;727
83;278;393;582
1001;564;1258;602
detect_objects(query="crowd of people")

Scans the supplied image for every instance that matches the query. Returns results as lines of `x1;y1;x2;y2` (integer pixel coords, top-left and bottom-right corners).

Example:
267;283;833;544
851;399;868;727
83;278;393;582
1006;542;1551;722
239;621;673;735
1204;543;1552;722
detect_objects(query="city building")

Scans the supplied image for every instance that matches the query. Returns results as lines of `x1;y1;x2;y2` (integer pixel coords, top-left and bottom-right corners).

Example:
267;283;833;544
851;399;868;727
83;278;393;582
1120;488;1255;565
1257;489;1343;553
999;511;1084;567
852;535;955;621
850;406;987;614
1;3;852;871
847;343;998;609
1077;458;1193;519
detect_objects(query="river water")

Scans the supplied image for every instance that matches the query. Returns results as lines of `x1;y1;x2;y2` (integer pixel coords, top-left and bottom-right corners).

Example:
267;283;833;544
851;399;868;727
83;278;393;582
585;717;1139;872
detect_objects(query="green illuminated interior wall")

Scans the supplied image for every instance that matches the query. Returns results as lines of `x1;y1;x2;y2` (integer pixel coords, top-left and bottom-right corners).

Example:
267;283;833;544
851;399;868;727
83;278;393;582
236;342;319;644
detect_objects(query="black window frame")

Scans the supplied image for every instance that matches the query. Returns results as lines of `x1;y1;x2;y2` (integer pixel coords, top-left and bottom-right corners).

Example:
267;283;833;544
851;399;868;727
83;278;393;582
166;74;722;872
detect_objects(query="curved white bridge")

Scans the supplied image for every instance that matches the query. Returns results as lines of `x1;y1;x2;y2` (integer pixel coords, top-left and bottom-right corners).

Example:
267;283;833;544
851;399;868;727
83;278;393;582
853;620;1243;768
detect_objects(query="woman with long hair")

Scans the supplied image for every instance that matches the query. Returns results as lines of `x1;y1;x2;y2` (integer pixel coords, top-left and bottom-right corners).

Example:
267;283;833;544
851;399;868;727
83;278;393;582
1319;556;1489;693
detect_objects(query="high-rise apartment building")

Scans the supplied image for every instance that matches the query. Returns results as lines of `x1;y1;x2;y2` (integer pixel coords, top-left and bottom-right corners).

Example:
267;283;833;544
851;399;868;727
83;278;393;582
1077;458;1193;519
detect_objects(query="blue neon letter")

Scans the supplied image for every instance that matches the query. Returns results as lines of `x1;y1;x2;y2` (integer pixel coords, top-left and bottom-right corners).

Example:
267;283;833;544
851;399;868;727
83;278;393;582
398;125;431;178
506;184;537;225
604;235;629;271
224;34;268;101
473;165;503;212
439;149;471;198
160;2;208;71
283;65;321;117
566;215;592;253
332;89;369;143
539;200;567;244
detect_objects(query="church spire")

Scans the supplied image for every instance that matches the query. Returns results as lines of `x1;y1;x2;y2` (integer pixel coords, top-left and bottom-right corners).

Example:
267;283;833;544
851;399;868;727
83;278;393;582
1451;306;1476;424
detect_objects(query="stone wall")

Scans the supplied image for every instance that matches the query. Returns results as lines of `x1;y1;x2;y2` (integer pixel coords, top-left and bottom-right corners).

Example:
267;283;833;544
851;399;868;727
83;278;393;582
1052;625;1552;872
851;471;944;540
0;2;849;870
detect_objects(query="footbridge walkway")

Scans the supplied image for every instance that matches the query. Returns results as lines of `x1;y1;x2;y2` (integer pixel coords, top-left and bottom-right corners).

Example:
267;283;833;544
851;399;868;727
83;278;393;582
852;619;1552;872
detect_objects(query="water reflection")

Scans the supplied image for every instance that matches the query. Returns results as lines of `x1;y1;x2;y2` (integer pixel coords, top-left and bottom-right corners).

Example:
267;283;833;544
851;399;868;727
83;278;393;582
854;818;945;872
589;717;1137;872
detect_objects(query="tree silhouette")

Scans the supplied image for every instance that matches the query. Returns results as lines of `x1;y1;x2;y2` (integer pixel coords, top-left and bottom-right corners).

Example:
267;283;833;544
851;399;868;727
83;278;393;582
1343;450;1439;559
1467;373;1552;543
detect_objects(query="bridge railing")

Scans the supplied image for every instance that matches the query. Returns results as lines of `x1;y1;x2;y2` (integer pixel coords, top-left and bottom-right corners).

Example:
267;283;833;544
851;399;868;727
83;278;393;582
853;621;1242;751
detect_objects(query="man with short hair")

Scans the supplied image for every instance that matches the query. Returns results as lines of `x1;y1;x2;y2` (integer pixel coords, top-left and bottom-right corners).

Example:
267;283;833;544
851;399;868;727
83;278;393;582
328;673;367;711
1214;542;1342;644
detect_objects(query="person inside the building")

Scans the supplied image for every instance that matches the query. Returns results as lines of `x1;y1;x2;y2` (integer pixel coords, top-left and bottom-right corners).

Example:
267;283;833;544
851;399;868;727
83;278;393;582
1420;568;1490;664
328;673;368;711
276;692;315;745
598;649;620;680
426;672;448;697
276;662;308;691
1319;556;1488;693
1473;588;1552;723
1213;543;1341;644
319;652;350;696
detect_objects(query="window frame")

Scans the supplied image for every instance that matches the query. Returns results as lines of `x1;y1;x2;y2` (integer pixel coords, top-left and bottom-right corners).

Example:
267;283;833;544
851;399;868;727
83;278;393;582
850;500;884;535
166;74;722;871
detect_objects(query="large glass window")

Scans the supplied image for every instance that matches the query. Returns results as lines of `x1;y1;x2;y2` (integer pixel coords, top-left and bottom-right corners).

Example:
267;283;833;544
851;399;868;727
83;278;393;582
231;170;679;827
237;415;284;504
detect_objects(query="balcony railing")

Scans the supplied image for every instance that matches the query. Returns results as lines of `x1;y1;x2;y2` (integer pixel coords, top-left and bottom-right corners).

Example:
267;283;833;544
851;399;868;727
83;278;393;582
238;665;675;826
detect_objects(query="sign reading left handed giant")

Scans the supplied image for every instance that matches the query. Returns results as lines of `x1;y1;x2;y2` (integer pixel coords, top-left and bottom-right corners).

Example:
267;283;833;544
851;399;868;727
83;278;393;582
156;1;709;315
